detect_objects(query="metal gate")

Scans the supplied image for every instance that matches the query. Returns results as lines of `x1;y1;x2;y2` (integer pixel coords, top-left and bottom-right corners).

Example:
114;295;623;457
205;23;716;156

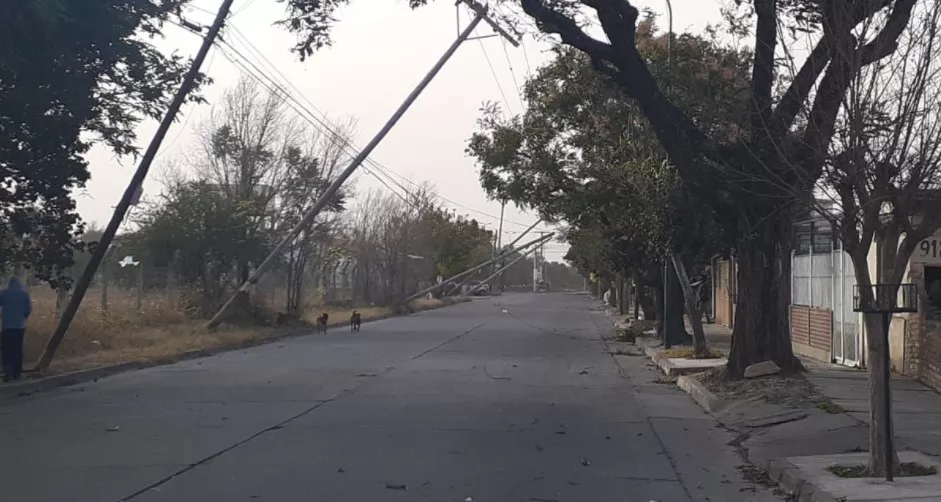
792;220;860;367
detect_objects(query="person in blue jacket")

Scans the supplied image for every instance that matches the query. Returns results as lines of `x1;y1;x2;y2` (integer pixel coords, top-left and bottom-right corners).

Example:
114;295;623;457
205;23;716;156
0;277;32;382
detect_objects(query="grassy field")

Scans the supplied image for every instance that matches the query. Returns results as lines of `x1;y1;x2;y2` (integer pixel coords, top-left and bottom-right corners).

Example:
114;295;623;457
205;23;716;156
22;287;450;375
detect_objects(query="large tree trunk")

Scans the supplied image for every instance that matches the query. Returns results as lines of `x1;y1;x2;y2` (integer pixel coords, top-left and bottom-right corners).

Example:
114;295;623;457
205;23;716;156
727;215;799;377
617;276;628;315
671;254;709;357
852;232;905;478
659;264;690;347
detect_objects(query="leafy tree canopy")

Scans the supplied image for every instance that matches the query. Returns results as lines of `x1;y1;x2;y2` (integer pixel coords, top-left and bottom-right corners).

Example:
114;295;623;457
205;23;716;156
0;0;204;285
466;18;745;283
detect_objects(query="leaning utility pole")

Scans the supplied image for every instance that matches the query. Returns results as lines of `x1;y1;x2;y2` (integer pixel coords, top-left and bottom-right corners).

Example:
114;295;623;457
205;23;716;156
533;231;547;293
207;0;518;329
448;218;541;296
468;237;551;295
406;232;550;302
35;0;236;371
488;200;505;291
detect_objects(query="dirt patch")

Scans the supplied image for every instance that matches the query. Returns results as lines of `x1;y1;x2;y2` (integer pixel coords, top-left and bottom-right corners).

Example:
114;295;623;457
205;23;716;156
828;462;937;478
697;367;826;408
653;375;678;384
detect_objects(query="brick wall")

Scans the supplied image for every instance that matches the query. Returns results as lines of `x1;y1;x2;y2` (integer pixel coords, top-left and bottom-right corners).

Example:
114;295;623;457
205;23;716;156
896;263;941;393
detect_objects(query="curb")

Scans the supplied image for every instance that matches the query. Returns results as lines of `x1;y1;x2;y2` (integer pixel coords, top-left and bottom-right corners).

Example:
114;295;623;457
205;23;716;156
644;346;663;363
676;373;726;413
643;345;729;376
0;298;469;401
766;458;837;502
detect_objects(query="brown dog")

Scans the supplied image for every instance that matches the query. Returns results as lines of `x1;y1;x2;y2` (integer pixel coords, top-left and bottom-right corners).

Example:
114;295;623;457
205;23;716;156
316;313;329;334
350;310;361;332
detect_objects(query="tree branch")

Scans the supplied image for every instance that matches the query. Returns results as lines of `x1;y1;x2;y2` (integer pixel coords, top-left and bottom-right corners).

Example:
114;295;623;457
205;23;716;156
751;0;777;141
770;0;897;136
802;0;916;169
521;0;730;216
770;37;831;135
518;0;615;60
860;0;916;64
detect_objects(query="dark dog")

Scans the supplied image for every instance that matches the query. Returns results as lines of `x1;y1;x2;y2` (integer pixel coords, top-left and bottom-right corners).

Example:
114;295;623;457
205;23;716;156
316;313;329;334
350;310;362;332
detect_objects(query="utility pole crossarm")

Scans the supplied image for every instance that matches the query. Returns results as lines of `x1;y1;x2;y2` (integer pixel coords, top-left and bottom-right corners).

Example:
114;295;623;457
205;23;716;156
460;0;519;46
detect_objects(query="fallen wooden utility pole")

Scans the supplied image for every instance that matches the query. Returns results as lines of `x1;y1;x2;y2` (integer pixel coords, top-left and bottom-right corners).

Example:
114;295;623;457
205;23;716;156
405;233;552;303
447;218;543;296
207;0;518;329
467;237;553;295
35;0;237;371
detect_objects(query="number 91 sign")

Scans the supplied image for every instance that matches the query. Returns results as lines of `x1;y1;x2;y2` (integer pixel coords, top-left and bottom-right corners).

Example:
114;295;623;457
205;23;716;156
916;237;941;264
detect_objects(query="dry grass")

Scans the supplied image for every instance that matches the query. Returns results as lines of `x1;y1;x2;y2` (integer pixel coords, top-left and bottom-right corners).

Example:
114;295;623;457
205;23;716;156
22;288;453;375
661;346;725;359
24;287;191;369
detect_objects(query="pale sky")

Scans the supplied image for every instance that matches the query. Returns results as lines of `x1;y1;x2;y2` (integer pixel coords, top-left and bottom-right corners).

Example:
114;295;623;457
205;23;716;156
78;0;722;262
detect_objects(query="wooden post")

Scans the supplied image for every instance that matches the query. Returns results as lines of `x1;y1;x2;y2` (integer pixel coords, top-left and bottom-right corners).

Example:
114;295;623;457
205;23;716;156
100;265;109;315
167;249;180;309
137;263;144;312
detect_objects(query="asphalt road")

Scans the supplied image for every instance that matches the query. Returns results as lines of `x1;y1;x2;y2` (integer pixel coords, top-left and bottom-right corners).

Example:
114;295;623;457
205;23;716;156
0;293;783;502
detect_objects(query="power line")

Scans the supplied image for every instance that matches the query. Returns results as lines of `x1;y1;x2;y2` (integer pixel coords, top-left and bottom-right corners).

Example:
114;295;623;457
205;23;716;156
500;37;525;108
231;0;260;17
181;14;549;234
367;163;550;231
217;28;548;231
521;37;534;78
477;39;512;113
156;45;217;160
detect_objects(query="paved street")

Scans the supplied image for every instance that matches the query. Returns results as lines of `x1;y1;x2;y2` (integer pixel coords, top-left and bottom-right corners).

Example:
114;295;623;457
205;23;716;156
0;293;782;501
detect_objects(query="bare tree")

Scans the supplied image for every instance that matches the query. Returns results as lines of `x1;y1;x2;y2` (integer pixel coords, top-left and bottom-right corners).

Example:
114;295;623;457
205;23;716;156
346;186;437;305
194;77;298;285
277;118;357;316
135;78;357;316
812;1;941;476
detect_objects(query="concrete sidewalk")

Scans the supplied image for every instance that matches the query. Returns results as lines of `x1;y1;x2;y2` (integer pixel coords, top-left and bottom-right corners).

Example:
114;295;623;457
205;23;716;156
805;360;941;457
703;323;941;459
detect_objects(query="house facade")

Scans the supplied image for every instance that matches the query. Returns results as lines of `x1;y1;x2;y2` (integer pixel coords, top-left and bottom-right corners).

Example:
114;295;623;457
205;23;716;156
894;229;941;391
712;215;941;393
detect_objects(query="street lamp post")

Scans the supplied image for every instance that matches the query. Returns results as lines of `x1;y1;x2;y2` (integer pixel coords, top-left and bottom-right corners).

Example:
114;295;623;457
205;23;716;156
661;0;675;347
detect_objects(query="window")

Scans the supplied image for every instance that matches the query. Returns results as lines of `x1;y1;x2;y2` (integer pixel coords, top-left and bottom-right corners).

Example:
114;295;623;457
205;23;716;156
925;266;941;321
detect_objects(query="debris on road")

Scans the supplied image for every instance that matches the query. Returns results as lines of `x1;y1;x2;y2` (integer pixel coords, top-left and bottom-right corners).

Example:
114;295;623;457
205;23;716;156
384;483;407;491
105;426;120;432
